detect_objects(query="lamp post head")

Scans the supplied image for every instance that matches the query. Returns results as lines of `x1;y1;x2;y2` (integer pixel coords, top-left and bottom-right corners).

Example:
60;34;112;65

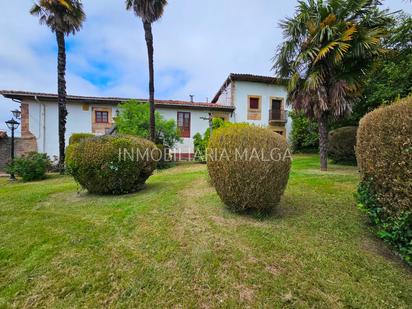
11;109;21;119
5;119;20;130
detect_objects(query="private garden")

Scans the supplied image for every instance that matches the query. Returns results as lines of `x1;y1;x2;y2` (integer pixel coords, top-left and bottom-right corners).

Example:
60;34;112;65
1;0;411;307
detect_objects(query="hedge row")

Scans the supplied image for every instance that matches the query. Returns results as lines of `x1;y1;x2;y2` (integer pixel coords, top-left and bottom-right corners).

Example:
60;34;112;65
356;96;412;264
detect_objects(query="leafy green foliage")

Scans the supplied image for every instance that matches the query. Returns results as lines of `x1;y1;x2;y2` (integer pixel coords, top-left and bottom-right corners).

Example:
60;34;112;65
357;181;411;265
207;124;291;213
334;14;412;126
66;135;158;195
328;126;357;164
361;14;412;108
193;133;207;163
115;100;181;149
155;143;175;170
290;111;319;152
193;118;230;162
7;152;50;182
356;97;412;264
69;133;94;145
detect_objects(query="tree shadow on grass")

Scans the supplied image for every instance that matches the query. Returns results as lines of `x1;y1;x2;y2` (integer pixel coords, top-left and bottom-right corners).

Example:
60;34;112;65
73;181;165;202
224;195;301;222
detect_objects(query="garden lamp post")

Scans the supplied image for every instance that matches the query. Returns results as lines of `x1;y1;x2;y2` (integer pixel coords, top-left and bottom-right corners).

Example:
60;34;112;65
5;118;20;181
11;109;21;120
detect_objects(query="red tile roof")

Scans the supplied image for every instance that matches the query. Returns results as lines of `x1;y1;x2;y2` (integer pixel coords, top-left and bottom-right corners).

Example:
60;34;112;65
0;90;235;112
0;131;7;139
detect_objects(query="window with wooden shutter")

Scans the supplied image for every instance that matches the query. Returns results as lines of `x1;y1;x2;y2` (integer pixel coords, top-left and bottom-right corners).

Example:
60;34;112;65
177;112;191;138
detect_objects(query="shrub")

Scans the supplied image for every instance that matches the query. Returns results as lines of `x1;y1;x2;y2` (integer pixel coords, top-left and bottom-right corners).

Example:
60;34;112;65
66;135;158;195
115;100;181;149
193;118;230;162
207;124;291;213
193;133;207;162
357;181;412;265
7;152;50;181
356;97;412;264
69;133;94;145
328;126;358;164
289;111;319;152
155;144;174;170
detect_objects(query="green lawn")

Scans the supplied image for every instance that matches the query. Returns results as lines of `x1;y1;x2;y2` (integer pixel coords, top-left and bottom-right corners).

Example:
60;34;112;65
0;155;411;308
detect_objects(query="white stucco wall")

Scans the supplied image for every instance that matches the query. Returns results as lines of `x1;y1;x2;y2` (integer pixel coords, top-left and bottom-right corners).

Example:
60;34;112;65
25;99;212;157
232;81;288;125
158;108;211;154
28;100;103;157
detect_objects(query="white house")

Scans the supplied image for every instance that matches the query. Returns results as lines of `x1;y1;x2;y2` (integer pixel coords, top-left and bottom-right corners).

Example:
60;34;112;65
0;73;290;159
212;74;291;136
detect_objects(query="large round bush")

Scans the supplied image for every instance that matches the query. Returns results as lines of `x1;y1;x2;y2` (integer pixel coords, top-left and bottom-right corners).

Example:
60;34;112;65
356;98;412;217
356;97;411;263
66;135;158;195
328;126;358;164
69;133;94;145
207;124;291;212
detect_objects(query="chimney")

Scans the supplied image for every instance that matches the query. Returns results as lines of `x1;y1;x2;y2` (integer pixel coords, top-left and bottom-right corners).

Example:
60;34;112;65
189;95;194;103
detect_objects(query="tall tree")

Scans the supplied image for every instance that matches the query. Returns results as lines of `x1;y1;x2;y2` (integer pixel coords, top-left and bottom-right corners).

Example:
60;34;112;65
31;0;85;174
126;0;168;142
273;0;387;171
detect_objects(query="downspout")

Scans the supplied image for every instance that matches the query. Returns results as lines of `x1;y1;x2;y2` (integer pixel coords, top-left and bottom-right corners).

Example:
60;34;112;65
34;96;46;153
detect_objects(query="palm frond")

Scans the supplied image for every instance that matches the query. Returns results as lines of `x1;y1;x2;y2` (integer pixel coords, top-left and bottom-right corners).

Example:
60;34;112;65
30;0;85;34
314;41;339;63
272;0;385;119
341;24;357;41
126;0;168;23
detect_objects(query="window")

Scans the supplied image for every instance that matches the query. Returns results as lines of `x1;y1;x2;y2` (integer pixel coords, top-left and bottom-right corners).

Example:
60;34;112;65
177;112;191;138
249;97;260;110
247;96;262;120
95;111;109;123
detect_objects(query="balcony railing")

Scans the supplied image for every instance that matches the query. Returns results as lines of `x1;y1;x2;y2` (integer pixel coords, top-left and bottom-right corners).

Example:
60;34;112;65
269;110;288;124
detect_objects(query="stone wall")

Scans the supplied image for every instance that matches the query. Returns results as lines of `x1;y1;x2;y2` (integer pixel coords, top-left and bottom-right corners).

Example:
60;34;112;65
0;137;37;171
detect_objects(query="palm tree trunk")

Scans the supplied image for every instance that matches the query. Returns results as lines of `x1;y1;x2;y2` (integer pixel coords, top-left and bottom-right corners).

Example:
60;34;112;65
56;30;68;175
318;113;328;171
143;21;156;142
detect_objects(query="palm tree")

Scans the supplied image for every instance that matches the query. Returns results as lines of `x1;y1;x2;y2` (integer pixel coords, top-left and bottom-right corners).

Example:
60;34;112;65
273;0;387;171
31;0;85;174
126;0;168;142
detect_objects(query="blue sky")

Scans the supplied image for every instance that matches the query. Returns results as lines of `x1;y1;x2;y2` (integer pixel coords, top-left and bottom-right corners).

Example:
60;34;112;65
0;0;411;133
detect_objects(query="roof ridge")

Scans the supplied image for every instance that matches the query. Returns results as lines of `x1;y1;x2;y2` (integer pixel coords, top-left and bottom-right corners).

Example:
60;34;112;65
0;90;213;105
0;90;235;111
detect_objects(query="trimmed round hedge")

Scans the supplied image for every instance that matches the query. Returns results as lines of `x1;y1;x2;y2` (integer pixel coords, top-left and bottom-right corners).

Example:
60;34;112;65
328;126;358;164
69;133;94;145
356;97;412;218
207;124;291;213
66;135;158;195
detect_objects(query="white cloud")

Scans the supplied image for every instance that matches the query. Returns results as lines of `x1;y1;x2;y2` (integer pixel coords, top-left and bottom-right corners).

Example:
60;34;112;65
0;0;410;132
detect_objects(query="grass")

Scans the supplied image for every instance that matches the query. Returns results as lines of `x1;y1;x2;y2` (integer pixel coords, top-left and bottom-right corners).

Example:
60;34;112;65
0;154;411;308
